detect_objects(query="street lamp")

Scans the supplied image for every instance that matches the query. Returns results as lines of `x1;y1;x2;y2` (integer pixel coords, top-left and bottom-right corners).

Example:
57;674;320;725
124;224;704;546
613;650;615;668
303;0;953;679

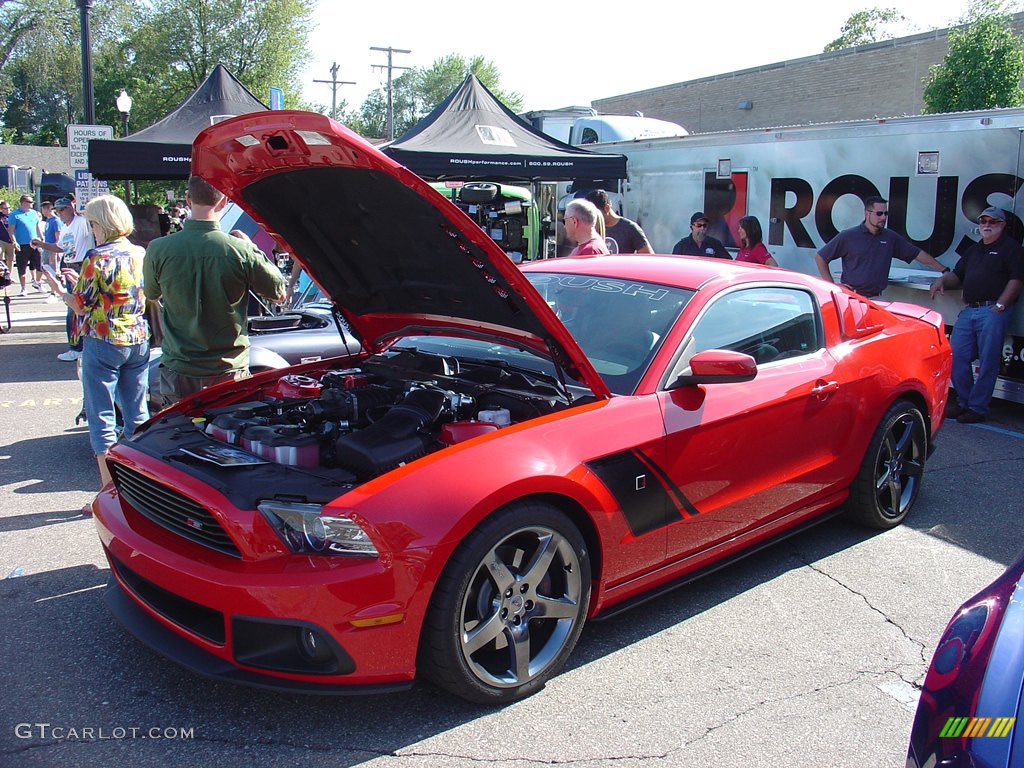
116;89;133;204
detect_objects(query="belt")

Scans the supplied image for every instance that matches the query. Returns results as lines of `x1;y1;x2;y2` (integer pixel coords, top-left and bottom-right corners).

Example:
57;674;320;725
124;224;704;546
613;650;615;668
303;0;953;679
966;300;998;307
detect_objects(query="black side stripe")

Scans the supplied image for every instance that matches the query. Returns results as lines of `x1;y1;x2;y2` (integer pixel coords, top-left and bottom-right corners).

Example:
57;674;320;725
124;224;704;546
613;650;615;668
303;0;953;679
585;449;696;537
632;449;700;518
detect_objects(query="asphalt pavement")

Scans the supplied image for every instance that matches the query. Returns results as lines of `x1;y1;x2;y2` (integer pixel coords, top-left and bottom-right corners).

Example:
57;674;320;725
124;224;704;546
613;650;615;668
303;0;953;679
2;287;1024;768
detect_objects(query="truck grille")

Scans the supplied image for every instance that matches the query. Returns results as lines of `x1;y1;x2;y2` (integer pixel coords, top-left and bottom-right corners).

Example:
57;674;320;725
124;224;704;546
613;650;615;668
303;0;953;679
111;464;241;558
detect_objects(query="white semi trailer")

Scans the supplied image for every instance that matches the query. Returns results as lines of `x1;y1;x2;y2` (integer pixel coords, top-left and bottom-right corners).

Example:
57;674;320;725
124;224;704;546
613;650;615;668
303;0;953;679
582;107;1024;403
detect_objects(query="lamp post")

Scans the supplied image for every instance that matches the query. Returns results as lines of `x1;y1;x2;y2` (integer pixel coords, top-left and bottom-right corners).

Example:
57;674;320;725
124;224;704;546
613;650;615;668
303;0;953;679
116;89;133;204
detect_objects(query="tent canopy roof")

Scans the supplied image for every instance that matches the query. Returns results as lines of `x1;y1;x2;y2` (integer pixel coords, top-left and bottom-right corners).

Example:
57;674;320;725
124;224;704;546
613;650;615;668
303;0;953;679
88;64;268;180
382;75;626;181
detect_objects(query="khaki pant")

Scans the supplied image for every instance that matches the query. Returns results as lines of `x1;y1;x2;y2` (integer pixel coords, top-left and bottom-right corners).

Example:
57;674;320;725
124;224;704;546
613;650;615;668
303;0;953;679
159;365;250;409
0;241;13;269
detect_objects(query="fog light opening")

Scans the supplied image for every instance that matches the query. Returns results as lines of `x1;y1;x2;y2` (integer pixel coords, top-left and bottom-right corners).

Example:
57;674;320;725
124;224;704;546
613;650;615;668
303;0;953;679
297;627;333;663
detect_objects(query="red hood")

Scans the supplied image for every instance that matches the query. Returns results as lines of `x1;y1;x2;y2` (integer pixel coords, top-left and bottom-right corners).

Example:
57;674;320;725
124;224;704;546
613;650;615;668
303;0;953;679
191;111;608;396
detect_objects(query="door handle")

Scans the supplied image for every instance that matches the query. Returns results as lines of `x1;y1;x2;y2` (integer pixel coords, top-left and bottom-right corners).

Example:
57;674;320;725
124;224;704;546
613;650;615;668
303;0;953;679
811;380;839;399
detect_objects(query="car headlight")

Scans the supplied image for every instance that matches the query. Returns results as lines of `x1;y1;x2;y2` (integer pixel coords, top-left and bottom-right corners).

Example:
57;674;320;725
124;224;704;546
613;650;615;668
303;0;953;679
258;501;378;557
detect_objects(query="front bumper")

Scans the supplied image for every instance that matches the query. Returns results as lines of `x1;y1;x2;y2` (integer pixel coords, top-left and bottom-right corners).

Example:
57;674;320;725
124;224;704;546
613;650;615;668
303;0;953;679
104;574;410;695
94;473;427;692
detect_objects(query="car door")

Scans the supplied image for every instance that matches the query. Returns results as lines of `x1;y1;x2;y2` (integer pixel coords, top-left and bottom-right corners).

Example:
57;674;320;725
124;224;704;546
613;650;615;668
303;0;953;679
657;285;859;558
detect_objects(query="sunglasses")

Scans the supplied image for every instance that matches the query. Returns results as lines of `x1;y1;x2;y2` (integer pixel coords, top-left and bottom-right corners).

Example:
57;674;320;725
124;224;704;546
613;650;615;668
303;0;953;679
872;211;889;217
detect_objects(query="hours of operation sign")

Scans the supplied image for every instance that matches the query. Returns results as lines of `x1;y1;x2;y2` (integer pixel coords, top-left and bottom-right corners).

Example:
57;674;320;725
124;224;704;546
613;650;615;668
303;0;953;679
66;124;114;169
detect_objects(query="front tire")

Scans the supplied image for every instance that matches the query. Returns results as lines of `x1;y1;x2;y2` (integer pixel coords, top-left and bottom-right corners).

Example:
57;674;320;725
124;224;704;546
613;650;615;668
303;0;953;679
419;501;591;704
846;399;928;529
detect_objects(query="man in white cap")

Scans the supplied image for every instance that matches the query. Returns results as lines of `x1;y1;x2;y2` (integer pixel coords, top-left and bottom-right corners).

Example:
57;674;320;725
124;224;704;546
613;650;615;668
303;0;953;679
32;197;95;360
931;206;1024;423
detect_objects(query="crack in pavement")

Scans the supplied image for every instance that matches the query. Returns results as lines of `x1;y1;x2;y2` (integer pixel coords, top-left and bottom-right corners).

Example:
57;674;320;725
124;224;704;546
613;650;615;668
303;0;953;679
799;557;930;675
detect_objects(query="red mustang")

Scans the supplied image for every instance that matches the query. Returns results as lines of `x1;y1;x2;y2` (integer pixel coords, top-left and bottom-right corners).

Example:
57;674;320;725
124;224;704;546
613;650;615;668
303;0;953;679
94;112;952;704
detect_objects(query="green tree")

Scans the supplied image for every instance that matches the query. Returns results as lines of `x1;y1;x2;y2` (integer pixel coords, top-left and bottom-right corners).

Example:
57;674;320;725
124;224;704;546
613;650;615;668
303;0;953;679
345;53;523;140
824;7;905;52
923;0;1024;113
0;0;313;144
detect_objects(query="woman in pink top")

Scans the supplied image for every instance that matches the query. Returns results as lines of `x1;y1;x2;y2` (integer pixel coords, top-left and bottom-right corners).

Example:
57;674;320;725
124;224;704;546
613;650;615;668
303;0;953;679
735;216;778;266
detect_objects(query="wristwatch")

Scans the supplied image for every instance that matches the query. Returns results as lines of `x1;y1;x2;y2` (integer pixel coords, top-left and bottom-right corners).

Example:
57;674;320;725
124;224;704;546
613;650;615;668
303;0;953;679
995;303;1006;312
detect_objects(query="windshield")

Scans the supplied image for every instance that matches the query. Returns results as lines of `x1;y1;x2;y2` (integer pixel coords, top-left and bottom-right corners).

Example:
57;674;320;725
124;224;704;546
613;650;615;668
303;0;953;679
525;272;693;393
324;271;694;395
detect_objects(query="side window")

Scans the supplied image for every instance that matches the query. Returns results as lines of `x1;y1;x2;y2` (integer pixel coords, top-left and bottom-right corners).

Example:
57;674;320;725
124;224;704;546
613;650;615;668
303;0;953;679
579;127;600;145
676;287;822;372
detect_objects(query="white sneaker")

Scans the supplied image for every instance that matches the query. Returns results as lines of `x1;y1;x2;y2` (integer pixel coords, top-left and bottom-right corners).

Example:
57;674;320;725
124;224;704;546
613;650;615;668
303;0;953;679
57;350;81;362
45;294;59;303
18;286;27;296
31;281;41;292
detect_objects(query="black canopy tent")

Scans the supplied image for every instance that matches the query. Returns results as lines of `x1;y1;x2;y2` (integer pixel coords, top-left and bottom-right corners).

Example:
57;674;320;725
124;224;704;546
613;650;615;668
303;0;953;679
88;65;268;181
383;76;626;182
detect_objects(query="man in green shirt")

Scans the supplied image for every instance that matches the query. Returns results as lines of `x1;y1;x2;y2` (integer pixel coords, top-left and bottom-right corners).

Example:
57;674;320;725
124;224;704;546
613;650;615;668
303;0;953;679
144;175;286;407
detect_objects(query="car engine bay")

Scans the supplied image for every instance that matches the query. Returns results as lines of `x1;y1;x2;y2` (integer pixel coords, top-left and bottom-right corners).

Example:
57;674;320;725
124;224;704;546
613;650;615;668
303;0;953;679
122;350;579;508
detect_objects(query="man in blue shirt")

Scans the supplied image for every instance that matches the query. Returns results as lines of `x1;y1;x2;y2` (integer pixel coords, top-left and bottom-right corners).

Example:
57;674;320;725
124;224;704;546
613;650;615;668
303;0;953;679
7;194;43;296
815;195;947;298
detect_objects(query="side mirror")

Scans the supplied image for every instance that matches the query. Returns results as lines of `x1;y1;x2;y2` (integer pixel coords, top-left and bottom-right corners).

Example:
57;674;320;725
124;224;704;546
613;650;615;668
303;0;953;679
668;349;757;388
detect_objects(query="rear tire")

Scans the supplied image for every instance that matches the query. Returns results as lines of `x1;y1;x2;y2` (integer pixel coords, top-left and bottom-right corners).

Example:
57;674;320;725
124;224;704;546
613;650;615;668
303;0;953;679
846;399;928;529
419;501;591;704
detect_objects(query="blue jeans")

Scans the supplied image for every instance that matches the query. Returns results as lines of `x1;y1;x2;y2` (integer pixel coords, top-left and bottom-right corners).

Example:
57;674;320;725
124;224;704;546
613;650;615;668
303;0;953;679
81;336;150;455
950;305;1011;416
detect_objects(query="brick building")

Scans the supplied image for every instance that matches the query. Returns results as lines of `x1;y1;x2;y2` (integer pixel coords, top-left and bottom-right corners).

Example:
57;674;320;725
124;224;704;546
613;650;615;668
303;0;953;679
593;13;1024;134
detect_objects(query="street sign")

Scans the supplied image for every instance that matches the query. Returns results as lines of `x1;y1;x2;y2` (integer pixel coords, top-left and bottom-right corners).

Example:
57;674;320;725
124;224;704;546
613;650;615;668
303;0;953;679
270;87;284;110
74;170;109;210
67;124;114;170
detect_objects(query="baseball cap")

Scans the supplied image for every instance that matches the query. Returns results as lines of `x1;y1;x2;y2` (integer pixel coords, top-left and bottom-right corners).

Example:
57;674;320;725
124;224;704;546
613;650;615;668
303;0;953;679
690;212;709;225
54;197;74;210
979;206;1007;222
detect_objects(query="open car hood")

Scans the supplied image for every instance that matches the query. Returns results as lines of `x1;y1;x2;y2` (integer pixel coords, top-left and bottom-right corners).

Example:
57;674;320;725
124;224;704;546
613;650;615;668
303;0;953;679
192;111;608;397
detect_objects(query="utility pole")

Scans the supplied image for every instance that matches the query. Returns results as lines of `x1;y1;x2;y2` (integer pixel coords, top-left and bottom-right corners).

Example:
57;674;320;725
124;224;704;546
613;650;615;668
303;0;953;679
313;62;355;121
370;46;411;141
76;0;95;123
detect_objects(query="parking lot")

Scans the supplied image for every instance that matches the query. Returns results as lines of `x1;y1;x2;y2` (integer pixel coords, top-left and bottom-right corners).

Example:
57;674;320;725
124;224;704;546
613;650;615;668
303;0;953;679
2;290;1023;768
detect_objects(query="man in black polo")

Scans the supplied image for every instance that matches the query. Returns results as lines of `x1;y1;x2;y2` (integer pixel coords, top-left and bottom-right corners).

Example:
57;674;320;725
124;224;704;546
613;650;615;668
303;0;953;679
930;206;1024;423
815;195;947;298
672;212;730;259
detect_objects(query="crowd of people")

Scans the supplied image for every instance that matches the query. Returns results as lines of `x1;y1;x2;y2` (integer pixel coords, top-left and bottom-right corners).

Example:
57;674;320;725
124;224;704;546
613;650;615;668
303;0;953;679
7;176;285;508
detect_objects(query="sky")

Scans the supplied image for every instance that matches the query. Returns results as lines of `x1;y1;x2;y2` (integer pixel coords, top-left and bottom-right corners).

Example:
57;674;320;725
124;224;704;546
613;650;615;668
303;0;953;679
299;0;979;117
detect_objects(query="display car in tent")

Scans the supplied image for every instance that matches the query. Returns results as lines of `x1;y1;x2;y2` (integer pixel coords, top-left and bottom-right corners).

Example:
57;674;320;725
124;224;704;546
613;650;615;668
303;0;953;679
907;548;1024;767
93;111;952;704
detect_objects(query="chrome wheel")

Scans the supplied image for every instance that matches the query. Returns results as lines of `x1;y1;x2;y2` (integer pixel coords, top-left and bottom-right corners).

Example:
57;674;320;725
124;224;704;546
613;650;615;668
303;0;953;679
459;525;584;689
420;502;590;703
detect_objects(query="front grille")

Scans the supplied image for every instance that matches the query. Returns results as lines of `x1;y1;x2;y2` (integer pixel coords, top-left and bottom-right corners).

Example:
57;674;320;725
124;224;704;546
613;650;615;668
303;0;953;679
111;554;226;644
111;464;242;557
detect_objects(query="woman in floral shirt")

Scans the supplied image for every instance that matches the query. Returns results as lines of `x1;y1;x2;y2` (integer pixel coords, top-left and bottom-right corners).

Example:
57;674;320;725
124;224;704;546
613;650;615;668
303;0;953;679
45;195;149;494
